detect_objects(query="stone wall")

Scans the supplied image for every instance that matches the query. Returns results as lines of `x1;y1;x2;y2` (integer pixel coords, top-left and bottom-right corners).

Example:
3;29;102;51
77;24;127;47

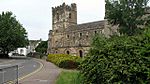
47;3;119;57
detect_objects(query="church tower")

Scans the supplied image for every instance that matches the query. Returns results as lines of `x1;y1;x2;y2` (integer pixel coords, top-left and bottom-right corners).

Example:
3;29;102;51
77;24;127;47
52;3;77;32
48;3;77;53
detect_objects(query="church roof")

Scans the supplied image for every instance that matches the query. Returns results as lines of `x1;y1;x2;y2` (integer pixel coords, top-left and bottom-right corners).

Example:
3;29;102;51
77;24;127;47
65;20;105;32
29;40;41;47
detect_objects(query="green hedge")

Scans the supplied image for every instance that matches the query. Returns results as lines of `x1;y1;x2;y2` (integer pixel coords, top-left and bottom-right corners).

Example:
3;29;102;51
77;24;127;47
80;30;150;84
47;54;80;69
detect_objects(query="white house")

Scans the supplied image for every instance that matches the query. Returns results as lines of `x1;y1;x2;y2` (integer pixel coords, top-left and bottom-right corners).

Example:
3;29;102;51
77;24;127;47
8;39;41;57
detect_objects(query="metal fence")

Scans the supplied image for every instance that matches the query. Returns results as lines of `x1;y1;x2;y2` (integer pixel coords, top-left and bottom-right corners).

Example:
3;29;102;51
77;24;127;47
0;65;18;84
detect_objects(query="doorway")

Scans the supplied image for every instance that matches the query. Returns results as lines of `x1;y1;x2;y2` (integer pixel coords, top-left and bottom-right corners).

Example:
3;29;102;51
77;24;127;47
66;51;70;55
79;50;83;57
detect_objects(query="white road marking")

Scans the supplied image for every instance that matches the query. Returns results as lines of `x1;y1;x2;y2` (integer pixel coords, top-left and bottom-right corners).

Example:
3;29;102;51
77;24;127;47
0;64;12;66
33;65;36;67
18;66;24;69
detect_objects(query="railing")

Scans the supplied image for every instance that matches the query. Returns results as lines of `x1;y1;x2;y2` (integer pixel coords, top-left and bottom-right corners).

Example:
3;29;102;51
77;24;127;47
0;65;18;84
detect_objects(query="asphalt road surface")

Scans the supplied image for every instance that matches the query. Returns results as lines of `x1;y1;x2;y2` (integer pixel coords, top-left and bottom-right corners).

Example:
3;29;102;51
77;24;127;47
0;58;41;83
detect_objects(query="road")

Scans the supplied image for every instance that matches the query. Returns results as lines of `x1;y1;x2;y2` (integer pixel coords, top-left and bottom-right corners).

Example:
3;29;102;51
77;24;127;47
0;58;41;83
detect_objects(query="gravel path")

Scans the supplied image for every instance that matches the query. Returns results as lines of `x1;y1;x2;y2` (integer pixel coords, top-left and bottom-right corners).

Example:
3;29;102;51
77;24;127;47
19;59;61;84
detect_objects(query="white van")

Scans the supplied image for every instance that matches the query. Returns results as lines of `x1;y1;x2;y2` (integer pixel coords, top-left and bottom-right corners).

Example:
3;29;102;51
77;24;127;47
9;48;29;58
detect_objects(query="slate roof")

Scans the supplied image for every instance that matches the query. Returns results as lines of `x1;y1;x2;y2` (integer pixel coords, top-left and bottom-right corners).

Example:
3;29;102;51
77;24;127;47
29;40;41;47
65;20;105;32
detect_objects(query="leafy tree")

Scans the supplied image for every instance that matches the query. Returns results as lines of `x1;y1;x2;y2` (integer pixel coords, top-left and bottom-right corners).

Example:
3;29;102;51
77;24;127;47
0;11;28;57
105;0;150;35
80;30;150;84
35;41;47;54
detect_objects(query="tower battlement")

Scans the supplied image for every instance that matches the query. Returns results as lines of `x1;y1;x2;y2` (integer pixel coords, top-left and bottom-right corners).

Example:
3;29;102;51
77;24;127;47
52;2;77;29
52;3;76;13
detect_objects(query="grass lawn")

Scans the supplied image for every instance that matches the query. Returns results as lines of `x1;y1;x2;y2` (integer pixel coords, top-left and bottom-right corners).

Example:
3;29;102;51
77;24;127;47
56;70;82;84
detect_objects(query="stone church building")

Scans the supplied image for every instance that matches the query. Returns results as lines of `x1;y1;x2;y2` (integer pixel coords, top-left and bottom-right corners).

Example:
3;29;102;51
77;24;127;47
47;3;117;57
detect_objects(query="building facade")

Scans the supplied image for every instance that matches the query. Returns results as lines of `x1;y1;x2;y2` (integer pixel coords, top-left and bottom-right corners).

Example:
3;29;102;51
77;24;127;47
47;3;116;57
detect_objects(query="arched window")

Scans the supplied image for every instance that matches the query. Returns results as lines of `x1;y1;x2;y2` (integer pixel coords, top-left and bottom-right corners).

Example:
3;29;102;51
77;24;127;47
67;35;69;39
56;30;58;33
69;13;71;19
79;33;82;37
57;13;59;20
79;50;83;58
55;51;58;53
86;35;88;38
94;31;97;34
66;51;70;54
86;32;89;38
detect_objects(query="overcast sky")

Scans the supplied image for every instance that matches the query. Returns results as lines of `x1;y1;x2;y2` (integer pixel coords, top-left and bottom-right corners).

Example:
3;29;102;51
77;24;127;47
0;0;105;40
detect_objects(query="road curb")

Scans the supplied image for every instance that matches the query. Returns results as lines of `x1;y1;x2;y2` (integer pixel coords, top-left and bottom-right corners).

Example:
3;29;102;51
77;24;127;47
19;59;61;84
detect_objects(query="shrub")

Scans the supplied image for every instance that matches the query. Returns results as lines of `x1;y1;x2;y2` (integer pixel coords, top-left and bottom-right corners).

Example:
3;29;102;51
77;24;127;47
59;60;80;69
47;54;80;69
80;30;150;84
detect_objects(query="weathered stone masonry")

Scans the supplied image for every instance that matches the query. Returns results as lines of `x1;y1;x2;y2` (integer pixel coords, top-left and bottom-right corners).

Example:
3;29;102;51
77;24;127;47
47;3;115;57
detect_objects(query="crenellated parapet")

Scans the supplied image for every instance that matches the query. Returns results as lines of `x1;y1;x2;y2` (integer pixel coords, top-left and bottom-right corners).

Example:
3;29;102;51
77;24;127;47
52;2;77;29
52;3;76;15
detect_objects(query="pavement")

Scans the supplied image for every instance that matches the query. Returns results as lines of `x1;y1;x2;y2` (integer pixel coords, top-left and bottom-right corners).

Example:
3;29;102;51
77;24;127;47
19;59;61;84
